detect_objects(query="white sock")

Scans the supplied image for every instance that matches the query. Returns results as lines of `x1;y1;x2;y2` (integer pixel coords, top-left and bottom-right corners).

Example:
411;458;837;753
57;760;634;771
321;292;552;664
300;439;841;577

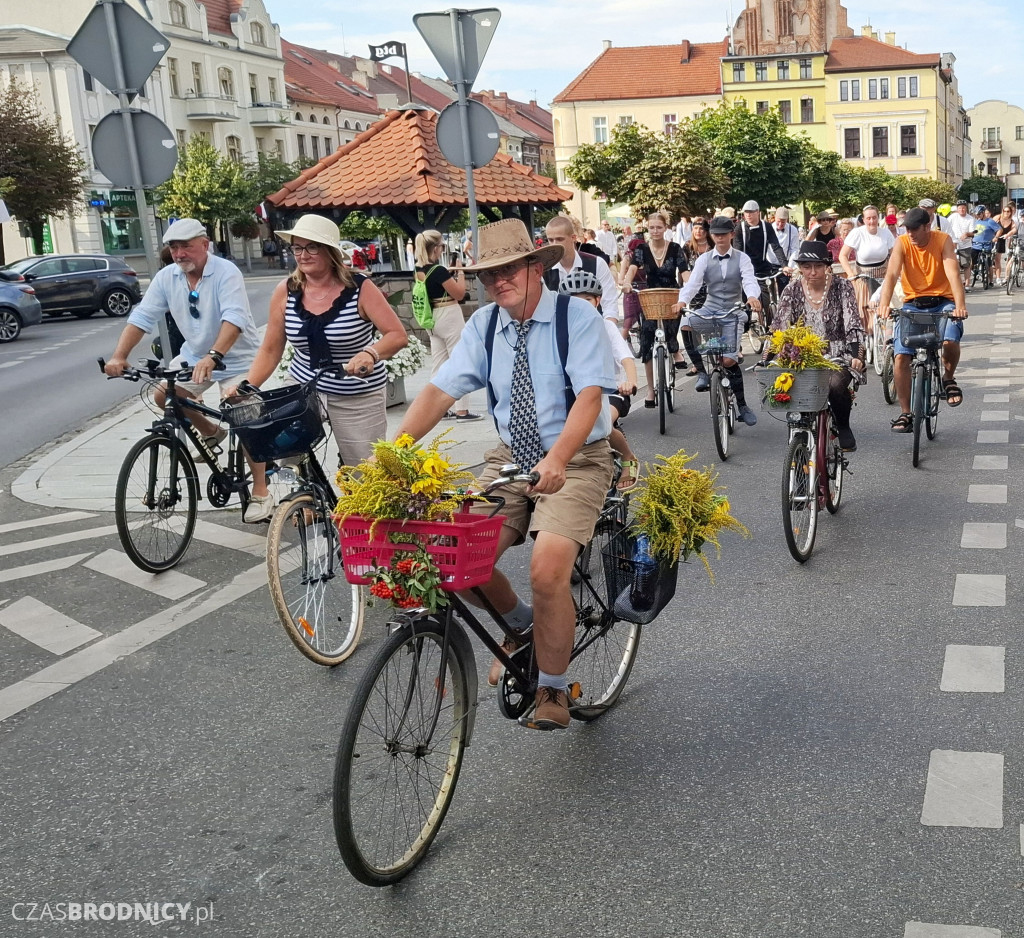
538;669;567;690
505;598;533;631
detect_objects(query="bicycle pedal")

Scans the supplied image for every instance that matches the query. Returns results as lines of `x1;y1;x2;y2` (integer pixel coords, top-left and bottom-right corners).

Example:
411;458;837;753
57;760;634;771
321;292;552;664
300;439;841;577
568;681;582;701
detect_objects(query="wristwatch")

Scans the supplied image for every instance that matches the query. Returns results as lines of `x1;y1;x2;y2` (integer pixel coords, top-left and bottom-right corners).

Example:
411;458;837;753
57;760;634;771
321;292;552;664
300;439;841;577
208;349;224;366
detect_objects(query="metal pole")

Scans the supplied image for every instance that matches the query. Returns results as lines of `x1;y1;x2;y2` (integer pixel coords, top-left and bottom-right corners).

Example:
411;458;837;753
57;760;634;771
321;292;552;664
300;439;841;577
449;9;482;302
403;48;413;105
102;0;167;361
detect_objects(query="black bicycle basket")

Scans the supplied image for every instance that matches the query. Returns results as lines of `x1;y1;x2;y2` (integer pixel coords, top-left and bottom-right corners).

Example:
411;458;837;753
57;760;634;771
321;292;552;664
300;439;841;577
602;528;679;625
224;382;324;462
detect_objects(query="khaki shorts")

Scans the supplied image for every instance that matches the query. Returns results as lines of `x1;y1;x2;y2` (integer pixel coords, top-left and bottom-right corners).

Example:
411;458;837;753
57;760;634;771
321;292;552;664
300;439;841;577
171;373;245;399
475;440;614;547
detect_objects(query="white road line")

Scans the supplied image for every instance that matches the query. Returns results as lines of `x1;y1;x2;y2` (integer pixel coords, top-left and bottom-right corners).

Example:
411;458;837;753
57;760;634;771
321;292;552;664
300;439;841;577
920;750;1004;828
0;525;119;558
952;574;1006;606
980;411;1010;421
0;597;101;655
905;923;1001;937
0;552;94;583
977;430;1010;444
961;523;1007;549
967;484;1008;503
986;378;1010;386
983;394;1010;403
973;455;1009;470
940;645;1005;693
84;549;205;600
0;511;97;535
191;519;267;555
0;562;264;722
0;360;25;370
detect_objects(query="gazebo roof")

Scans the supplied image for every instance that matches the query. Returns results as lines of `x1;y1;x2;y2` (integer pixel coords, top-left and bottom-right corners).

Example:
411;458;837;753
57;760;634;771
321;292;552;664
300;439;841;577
267;108;571;211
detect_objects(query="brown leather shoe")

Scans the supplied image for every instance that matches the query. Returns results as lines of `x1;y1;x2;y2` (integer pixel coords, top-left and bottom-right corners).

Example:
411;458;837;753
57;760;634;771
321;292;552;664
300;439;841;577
528;687;570;730
487;636;524;687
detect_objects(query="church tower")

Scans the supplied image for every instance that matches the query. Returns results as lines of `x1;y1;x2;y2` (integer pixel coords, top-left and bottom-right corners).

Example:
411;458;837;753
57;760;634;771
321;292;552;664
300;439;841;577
731;0;853;55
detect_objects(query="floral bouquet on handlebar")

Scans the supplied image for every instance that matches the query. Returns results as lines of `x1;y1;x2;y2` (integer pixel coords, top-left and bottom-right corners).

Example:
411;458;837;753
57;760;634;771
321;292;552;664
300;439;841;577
764;321;840;406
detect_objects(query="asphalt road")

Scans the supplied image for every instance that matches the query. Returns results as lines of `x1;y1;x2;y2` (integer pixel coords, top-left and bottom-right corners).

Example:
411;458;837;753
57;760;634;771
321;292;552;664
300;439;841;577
0;278;276;469
0;285;1021;937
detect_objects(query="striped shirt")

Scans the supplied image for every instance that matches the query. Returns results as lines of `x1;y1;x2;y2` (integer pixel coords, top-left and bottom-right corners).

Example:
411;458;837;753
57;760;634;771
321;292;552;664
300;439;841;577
285;274;386;395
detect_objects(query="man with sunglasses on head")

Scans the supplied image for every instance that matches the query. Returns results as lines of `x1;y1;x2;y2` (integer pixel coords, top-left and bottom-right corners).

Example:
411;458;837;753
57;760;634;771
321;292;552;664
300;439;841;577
104;218;261;449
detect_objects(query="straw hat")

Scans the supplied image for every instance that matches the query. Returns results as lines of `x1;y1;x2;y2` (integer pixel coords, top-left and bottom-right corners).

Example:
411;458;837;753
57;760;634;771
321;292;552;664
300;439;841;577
463;218;563;271
275;214;345;255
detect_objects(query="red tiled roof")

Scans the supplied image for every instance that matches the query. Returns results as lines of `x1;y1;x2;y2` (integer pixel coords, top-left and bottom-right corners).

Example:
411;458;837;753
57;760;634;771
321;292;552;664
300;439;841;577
267;109;572;210
282;40;380;115
553;40;728;103
825;36;940;72
198;0;238;37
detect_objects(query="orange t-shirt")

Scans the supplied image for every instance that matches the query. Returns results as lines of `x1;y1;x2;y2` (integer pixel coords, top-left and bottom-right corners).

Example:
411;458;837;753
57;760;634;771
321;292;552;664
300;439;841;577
899;231;954;299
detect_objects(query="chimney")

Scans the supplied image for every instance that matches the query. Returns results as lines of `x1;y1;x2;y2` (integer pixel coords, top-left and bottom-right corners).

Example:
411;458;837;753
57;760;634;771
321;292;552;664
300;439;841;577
885;31;896;45
680;39;691;63
861;24;873;37
328;59;341;71
355;57;378;79
602;40;612;51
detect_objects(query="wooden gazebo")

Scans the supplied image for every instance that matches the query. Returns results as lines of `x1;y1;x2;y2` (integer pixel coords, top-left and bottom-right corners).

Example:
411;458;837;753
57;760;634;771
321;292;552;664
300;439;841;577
266;107;571;238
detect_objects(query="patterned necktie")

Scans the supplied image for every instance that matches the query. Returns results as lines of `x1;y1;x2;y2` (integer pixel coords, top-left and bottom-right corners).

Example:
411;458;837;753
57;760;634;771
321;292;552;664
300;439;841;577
508;319;545;472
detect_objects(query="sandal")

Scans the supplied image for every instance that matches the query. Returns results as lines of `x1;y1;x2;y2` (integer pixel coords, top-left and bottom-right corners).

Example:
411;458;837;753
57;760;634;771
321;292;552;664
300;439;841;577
617;459;640;492
686;365;699;376
942;379;963;407
891;412;913;433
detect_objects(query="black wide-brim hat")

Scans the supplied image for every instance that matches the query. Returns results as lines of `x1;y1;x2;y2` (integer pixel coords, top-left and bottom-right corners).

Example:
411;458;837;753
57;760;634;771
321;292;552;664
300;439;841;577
793;240;831;264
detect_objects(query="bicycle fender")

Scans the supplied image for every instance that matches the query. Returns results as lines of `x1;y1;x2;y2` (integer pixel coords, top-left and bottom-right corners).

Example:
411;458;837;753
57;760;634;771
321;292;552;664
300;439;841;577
445;618;480;746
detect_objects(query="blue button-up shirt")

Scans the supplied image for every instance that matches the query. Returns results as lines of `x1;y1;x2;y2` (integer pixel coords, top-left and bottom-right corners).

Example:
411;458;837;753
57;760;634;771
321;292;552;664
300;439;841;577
127;254;260;377
432;287;616;452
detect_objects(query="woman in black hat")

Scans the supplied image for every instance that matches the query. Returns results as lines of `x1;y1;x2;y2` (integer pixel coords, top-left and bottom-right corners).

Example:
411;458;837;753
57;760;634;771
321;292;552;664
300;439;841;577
774;240;865;450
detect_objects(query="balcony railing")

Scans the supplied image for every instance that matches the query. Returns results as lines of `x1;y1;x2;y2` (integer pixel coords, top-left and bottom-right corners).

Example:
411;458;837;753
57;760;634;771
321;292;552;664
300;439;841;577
247;104;290;126
184;93;239;122
981;138;1002;152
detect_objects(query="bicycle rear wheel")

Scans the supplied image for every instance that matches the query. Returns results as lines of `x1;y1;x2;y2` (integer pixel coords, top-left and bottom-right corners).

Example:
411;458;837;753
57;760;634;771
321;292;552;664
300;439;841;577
782;435;817;562
656;345;669;435
266;492;364;666
926;362;941;441
881;346;897;404
115;436;198;572
569;515;642;721
824;418;844;514
911;365;926;467
1006;256;1017;295
710;370;730;460
333;619;470;886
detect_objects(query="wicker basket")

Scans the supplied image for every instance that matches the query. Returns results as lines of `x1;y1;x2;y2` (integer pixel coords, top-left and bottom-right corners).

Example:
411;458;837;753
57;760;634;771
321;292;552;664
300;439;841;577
637;288;681;321
756;366;833;413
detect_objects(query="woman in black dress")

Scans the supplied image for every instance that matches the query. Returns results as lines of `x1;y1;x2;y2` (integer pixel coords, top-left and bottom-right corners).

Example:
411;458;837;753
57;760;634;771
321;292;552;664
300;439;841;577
622;211;689;407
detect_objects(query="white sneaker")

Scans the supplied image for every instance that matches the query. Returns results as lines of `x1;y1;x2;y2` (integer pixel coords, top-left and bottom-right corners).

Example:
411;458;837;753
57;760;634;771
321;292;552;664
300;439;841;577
203;426;228;451
243;492;275;523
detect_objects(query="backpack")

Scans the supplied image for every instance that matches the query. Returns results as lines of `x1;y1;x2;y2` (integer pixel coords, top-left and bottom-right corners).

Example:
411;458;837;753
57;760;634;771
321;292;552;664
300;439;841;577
411;264;439;329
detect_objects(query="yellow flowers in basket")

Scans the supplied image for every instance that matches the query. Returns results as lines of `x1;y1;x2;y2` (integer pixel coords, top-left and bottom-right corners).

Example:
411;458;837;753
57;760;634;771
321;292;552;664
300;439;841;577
767;322;840;372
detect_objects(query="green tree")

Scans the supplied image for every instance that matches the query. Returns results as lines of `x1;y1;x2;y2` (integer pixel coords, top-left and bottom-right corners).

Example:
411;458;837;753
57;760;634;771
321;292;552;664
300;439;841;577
688;102;803;208
958;174;1006;208
0;81;86;258
793;139;859;219
564;122;650;205
902;177;957;207
155;138;248;235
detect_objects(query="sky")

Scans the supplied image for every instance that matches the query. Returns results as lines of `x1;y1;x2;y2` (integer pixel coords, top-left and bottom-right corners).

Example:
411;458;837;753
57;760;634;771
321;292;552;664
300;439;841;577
264;0;1022;114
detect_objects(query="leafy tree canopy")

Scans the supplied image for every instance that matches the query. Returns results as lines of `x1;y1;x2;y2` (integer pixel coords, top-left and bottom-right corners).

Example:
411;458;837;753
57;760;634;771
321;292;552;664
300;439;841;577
958;174;1006;208
155;138;248;232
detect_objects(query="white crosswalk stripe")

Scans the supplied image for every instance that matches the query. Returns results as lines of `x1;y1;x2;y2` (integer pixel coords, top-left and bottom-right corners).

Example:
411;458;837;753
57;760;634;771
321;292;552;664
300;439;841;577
0;597;101;655
83;549;206;600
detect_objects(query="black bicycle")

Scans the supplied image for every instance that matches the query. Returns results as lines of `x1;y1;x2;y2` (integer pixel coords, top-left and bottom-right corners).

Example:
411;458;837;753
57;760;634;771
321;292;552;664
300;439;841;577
100;358;255;573
332;463;662;886
748;268;784;355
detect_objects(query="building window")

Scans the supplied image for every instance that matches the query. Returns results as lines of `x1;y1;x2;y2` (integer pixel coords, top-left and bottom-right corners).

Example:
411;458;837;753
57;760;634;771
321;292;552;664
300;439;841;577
275;139;284;157
880;78;889;99
249;73;259;105
868;79;877;100
226;135;242;162
983;127;1000;144
873;126;889;157
593;116;607;143
1011;156;1021;174
755;101;769;115
755;61;767;81
851;80;861;101
191;62;204;95
840;80;848;101
167;58;179;96
176;129;187;147
324;136;332;152
218;67;234;99
294;112;303;122
844;128;861;158
777;60;790;80
987;158;999;175
251;22;266;46
297;134;306;158
733;62;746;82
1017;126;1024;140
778;100;792;124
268;77;279;103
82;70;95;92
898;76;907;98
169;1;187;27
799;58;812;79
900;125;917;155
618;115;634;127
663;113;678;134
909;76;918;97
800;97;814;123
311;136;320;159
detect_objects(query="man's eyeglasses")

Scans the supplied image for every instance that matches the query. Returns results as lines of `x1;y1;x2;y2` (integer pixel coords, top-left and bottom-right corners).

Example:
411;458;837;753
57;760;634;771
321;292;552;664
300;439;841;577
188;289;200;319
291;242;322;256
478;260;528;286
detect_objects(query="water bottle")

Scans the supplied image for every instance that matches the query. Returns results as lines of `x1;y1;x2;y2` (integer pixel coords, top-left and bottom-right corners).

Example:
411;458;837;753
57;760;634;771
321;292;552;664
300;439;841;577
630;534;658;609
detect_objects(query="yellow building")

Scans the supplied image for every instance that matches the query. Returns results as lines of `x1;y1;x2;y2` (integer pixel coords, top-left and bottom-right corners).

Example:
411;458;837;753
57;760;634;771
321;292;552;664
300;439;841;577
825;29;969;183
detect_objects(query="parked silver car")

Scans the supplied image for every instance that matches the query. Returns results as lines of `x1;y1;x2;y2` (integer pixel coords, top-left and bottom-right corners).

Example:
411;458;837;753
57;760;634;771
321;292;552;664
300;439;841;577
0;275;42;342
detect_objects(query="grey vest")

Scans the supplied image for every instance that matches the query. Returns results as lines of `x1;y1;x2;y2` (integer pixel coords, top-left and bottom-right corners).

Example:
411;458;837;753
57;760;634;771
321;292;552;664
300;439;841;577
704;252;743;311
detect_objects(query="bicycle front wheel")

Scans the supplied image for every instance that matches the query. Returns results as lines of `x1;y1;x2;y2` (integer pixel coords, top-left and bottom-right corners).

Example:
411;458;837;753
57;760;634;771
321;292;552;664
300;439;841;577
333;619;470;886
569;515;642;721
911;364;926;467
710;371;730;460
656;345;669;435
1006;257;1017;295
782;435;817;562
115;436;198;572
872;321;885;376
266;492;364;666
881;346;897;405
926;362;941;441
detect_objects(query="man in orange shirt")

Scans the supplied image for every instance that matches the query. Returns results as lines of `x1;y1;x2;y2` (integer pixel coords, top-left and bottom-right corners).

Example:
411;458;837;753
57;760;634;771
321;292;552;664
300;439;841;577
876;207;968;432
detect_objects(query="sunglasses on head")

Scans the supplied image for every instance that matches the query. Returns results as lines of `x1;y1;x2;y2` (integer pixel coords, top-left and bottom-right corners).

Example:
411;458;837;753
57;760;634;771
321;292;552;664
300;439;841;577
188;289;200;319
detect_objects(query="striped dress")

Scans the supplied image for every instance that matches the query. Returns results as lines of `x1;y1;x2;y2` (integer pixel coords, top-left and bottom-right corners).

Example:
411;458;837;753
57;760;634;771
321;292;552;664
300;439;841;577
284;274;386;394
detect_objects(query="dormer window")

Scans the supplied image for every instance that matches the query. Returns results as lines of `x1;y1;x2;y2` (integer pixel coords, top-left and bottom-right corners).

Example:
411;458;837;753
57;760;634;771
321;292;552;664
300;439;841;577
251;22;266;46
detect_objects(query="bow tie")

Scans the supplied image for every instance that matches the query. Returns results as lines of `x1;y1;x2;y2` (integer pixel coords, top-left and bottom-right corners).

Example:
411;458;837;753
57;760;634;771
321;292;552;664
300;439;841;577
715;253;730;260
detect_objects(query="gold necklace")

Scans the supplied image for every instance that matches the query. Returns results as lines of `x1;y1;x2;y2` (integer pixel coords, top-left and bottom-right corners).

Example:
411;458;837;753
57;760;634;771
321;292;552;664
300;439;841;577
304;280;336;301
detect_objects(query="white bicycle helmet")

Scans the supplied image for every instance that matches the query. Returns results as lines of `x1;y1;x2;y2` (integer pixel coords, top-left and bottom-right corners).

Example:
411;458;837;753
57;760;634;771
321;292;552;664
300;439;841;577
558;269;602;297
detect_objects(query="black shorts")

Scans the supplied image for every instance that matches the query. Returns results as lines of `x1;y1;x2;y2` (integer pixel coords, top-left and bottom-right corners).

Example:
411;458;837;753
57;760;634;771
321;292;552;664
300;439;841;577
609;393;631;422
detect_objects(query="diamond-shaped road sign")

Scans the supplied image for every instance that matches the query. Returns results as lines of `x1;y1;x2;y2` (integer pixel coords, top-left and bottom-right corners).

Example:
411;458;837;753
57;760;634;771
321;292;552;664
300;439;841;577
91;110;178;189
413;8;500;87
67;1;168;98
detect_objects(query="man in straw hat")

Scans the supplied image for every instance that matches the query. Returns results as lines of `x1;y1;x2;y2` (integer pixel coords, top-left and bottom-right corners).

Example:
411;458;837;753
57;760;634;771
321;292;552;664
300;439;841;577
397;217;617;731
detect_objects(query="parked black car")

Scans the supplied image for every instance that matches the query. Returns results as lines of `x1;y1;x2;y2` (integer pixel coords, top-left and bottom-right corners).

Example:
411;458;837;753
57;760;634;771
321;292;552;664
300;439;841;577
0;254;142;318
